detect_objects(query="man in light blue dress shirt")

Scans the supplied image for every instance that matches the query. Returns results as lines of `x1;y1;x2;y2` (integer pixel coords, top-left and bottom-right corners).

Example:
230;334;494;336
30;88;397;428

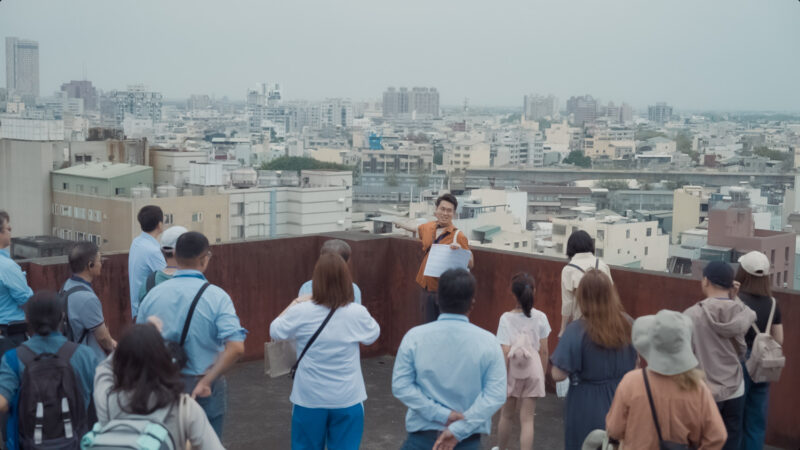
137;231;246;438
392;268;506;450
298;239;362;305
127;205;166;319
0;211;33;345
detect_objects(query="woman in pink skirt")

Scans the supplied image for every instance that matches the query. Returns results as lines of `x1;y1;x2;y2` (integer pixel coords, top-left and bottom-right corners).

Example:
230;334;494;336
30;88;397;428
492;273;552;450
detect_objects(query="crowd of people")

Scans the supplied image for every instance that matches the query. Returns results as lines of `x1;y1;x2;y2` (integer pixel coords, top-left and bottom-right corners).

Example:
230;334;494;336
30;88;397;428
0;196;788;449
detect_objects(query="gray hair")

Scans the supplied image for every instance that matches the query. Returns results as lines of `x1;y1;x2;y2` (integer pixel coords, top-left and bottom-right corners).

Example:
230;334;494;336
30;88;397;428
320;239;351;262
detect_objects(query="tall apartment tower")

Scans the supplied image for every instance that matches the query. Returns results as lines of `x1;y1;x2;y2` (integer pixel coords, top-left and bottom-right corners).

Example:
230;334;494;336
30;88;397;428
566;95;597;126
5;37;40;100
523;94;556;121
648;102;673;124
382;87;439;118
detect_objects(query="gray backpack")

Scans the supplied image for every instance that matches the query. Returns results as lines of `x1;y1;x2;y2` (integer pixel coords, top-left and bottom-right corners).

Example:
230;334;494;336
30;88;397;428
79;397;183;450
745;297;785;383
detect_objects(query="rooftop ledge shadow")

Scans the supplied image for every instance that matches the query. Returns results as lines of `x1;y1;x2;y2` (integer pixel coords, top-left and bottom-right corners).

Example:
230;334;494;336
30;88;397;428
18;232;800;449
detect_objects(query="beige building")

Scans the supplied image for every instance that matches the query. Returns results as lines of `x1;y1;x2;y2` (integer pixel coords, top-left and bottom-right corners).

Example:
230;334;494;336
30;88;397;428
149;147;208;187
549;214;669;271
672;186;708;244
360;142;433;175
584;138;636;159
52;188;230;253
0;139;67;236
443;137;490;173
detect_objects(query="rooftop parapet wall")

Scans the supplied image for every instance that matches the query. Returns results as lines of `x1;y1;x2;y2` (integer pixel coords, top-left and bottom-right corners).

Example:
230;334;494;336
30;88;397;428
20;233;800;448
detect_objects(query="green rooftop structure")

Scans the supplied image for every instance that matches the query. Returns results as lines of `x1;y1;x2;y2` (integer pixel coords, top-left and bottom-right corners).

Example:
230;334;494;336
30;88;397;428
51;162;154;197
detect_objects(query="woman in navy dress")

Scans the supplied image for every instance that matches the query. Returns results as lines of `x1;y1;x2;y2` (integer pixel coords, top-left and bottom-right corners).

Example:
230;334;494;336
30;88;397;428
550;270;637;450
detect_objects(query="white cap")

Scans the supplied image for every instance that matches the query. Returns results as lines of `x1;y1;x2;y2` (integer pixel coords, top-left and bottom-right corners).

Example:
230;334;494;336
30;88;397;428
738;251;770;277
160;226;188;251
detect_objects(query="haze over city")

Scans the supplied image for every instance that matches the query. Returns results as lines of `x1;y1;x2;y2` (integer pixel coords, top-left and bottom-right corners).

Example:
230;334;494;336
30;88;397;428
2;0;799;110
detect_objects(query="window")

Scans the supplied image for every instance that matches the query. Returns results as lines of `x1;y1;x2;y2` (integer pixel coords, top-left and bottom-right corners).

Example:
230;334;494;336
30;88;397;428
618;249;621;254
90;186;98;195
514;242;519;249
62;182;69;190
164;213;174;225
786;247;790;262
76;184;84;193
522;241;527;247
62;205;72;217
626;230;630;239
777;272;781;286
115;187;125;196
553;224;566;235
192;212;204;223
74;207;86;220
597;230;605;240
647;227;652;237
645;246;649;256
771;249;775;264
784;271;788;286
596;248;604;257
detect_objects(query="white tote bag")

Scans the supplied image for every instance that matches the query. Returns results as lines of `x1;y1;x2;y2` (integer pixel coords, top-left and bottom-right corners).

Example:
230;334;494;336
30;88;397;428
264;339;297;378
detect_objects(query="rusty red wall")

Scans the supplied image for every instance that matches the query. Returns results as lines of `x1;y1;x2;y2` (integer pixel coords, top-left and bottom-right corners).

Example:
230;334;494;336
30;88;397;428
21;233;799;448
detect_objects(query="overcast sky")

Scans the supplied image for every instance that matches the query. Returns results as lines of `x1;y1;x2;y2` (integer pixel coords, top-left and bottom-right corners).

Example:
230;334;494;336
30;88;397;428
1;0;799;111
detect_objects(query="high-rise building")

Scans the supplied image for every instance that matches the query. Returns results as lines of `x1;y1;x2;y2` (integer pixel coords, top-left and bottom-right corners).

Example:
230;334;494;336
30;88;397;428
566;95;597;126
523;94;556;121
61;80;97;110
648;102;673;124
382;87;439;118
107;85;162;125
5;37;40;100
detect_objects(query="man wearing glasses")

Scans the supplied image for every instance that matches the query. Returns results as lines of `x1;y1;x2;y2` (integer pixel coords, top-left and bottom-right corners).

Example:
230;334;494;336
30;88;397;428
0;211;33;345
395;193;474;323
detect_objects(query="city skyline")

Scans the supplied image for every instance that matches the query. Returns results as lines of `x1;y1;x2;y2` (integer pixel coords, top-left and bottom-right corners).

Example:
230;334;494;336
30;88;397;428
1;0;799;111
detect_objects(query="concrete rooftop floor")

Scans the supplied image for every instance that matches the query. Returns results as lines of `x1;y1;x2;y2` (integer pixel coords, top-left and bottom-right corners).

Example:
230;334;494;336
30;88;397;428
222;357;782;449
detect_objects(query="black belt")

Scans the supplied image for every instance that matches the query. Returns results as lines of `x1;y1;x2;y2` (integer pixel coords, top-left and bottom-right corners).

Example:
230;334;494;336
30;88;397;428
0;321;27;335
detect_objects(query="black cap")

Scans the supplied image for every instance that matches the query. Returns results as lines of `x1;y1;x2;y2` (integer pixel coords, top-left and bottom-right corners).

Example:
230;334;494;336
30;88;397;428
703;261;734;289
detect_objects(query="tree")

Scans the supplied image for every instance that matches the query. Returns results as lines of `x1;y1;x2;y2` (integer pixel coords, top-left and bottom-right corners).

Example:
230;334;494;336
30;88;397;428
260;156;352;172
675;131;699;163
635;127;667;141
562;150;591;168
386;170;399;187
538;118;552;130
502;113;521;124
596;179;629;190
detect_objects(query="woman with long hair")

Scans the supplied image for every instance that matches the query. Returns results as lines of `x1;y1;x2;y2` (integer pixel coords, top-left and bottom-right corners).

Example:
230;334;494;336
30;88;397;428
550;270;637;450
92;323;223;449
270;253;380;449
606;310;727;449
492;273;551;450
735;251;784;448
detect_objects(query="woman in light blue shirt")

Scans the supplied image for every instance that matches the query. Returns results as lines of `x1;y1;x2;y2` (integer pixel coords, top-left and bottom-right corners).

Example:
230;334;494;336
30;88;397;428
270;253;380;450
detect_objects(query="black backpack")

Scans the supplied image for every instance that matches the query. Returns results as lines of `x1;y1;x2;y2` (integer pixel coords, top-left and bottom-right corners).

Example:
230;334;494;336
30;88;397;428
57;286;91;344
16;342;87;449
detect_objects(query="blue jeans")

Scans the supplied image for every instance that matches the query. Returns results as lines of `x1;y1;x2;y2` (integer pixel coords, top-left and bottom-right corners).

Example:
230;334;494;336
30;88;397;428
291;403;364;450
183;375;227;438
400;431;481;450
717;394;745;450
741;362;770;450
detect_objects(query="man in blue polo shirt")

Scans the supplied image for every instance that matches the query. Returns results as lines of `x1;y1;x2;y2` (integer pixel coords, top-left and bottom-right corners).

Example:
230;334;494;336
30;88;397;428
0;211;33;345
128;205;166;319
297;239;362;305
61;242;116;360
0;291;99;450
392;268;506;450
137;231;246;438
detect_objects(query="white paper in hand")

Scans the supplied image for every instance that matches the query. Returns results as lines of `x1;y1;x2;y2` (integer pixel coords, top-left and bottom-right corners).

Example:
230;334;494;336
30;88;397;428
423;244;471;278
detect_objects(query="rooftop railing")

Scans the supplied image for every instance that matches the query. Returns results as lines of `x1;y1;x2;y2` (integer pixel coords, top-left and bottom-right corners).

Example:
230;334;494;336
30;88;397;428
19;232;800;448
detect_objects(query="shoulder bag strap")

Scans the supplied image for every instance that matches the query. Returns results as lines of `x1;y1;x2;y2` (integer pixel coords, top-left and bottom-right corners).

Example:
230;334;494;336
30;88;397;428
595;258;600;269
567;263;585;273
423;229;451;256
641;368;665;444
55;341;79;361
291;307;336;378
765;297;777;332
179;283;211;347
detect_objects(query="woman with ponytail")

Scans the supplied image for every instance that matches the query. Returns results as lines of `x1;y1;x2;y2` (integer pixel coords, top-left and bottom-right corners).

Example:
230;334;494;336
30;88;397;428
491;273;551;450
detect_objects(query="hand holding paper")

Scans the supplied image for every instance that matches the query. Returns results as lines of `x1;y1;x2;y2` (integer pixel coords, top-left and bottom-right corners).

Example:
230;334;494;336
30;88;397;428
423;244;472;278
